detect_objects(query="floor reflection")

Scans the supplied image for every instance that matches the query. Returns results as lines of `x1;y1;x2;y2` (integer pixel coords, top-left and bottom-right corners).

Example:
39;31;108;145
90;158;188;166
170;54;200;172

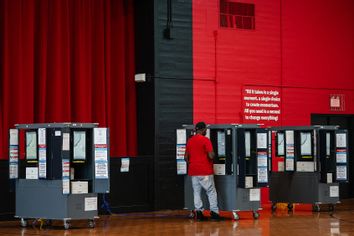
1;209;354;236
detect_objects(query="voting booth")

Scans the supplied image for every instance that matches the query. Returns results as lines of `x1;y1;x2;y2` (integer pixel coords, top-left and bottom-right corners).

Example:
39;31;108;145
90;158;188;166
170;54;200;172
9;123;110;229
269;126;348;212
177;124;270;220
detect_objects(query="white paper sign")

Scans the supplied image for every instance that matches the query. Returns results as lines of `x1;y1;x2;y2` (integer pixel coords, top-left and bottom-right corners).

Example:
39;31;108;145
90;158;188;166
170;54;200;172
213;164;226;175
38;162;47;178
38;128;46;145
94;128;107;145
176;144;186;159
336;152;347;163
286;158;294;171
95;162;109;178
336;133;347;148
177;160;187;175
26;167;38;179
62;160;70;177
257;168;268;183
336;166;347;180
245;176;253;188
85;197;98;211
285;130;294;144
176;129;187;144
257;133;267;149
9;147;18;162
62;179;70;194
95;148;108;161
257;155;267;167
329;186;339;197
296;161;314;172
9;164;18;179
250;188;260;201
39;148;46;161
95;146;109;179
120;158;130;172
38;147;46;178
327;173;333;183
9;129;19;145
62;133;70;151
278;161;284;172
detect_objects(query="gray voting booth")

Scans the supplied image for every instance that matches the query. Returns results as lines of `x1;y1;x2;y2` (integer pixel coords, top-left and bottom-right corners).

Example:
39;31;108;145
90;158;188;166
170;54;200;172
177;124;271;220
9;123;110;229
270;126;348;212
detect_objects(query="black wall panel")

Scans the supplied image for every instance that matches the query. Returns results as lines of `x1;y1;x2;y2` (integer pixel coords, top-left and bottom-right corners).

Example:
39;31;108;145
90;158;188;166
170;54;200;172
153;0;193;209
135;0;155;156
135;0;193;210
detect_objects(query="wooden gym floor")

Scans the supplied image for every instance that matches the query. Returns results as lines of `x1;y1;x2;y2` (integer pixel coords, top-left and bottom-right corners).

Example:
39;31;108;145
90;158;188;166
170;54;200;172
1;208;354;236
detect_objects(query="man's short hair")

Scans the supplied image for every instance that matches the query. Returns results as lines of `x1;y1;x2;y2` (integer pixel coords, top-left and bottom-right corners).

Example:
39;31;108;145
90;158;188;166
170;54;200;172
195;121;206;131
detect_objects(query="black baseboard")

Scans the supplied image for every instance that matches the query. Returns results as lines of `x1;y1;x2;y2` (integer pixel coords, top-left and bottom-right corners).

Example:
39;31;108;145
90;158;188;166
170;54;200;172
0;161;15;220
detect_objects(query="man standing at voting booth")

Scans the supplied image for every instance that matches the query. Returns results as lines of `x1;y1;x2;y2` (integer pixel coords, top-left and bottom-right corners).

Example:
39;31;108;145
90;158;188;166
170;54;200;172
184;122;223;221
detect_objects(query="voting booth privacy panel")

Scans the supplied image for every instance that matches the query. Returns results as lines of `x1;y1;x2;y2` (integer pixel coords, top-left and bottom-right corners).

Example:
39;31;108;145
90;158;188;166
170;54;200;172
270;126;348;211
9;123;109;229
177;124;270;220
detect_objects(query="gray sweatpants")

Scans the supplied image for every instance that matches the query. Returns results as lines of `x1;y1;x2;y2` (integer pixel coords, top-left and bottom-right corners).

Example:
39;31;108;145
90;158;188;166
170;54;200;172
191;175;219;213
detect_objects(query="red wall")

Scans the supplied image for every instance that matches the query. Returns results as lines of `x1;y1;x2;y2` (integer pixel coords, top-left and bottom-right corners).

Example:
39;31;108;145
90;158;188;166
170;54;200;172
193;0;354;125
193;0;354;204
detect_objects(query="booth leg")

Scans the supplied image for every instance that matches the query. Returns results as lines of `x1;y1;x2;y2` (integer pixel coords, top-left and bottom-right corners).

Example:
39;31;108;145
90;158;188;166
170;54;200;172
287;203;293;212
88;219;96;228
188;210;195;219
312;204;320;212
232;211;240;221
63;219;71;230
20;218;27;227
253;211;260;219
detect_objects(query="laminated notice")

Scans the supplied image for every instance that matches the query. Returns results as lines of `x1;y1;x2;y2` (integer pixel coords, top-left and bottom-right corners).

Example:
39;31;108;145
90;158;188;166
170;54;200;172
177;160;187;175
257;133;267;149
329;186;339;198
213;164;226;175
336;166;347;180
176;129;187;144
120;158;130;172
250;188;260;201
85;197;98;211
94;128;107;145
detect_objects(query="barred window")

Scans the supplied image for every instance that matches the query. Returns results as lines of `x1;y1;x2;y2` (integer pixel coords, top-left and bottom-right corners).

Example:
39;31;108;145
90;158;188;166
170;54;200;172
220;0;255;30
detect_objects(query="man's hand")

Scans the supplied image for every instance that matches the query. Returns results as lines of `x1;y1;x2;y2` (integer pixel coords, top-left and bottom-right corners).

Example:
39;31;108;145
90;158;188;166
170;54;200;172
184;152;189;163
207;151;215;160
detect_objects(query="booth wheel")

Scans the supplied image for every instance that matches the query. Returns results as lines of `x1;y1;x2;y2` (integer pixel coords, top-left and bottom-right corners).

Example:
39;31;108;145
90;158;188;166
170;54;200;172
63;219;71;230
287;203;294;212
312;204;320;212
253;211;260;219
189;210;195;219
232;211;240;221
88;219;96;228
20;218;27;227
